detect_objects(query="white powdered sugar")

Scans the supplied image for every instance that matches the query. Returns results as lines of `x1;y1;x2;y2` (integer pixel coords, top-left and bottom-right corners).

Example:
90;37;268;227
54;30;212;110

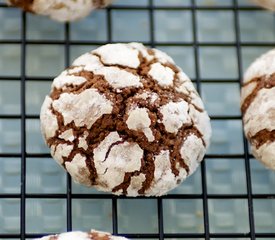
94;66;142;89
180;134;205;175
51;143;74;165
93;132;143;192
93;132;122;170
59;129;75;142
52;88;113;129
243;88;275;136
128;42;154;62
189;105;212;148
72;53;103;72
40;96;58;140
78;131;89;150
32;0;94;22
52;75;87;90
37;231;90;240
147;150;178;196
149;62;175;87
93;43;141;68
65;153;91;185
8;0;113;22
35;229;128;240
67;66;84;75
253;142;275;170
126;107;154;142
127;174;146;196
160;101;192;134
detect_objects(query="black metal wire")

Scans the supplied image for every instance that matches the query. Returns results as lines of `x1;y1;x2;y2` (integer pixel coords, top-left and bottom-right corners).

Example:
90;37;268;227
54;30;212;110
190;1;210;239
64;22;73;232
1;192;275;199
20;11;27;240
1;1;275;240
233;1;256;239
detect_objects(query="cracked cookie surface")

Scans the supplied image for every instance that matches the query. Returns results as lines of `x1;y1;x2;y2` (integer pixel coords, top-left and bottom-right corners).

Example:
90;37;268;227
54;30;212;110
40;42;211;196
35;229;128;240
241;48;275;170
7;0;112;22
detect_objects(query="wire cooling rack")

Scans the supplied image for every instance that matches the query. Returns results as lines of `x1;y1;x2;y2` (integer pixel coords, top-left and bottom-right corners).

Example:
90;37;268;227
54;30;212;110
0;0;275;239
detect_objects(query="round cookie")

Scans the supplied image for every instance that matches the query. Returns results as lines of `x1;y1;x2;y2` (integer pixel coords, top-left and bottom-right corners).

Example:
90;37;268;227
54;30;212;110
7;0;112;22
40;42;212;196
35;229;128;240
241;49;275;170
252;0;275;10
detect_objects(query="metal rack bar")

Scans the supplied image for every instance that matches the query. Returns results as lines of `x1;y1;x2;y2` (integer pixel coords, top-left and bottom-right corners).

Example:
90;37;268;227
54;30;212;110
20;12;27;240
233;1;256;239
64;22;73;232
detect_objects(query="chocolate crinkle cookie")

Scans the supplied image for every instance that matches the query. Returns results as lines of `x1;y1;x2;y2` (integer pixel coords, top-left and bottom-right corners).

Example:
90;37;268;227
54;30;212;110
40;42;212;196
241;49;275;170
7;0;113;22
35;229;128;240
252;0;275;10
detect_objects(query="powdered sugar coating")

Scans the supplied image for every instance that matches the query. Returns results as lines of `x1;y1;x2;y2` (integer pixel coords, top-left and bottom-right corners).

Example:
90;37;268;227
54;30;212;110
52;89;113;128
252;0;275;10
65;153;91;185
147;150;184;196
241;48;275;170
94;67;142;89
40;96;58;139
40;42;211;196
243;88;275;136
35;229;128;240
53;75;87;90
73;54;103;72
7;0;113;22
59;129;75;142
244;49;275;84
93;43;140;68
127;174;146;197
253;142;275;169
51;144;74;165
78;131;89;150
180;134;205;175
189;105;212;148
126;107;154;142
149;63;175;87
93;132;143;192
160;101;191;134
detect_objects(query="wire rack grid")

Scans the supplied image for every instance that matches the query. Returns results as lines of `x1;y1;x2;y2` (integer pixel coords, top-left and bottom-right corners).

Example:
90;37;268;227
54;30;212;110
0;0;275;239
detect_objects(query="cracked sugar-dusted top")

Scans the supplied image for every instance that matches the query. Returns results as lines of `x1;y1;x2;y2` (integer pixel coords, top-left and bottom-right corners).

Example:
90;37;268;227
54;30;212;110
252;0;275;10
40;42;211;196
241;49;275;170
7;0;113;22
35;229;128;240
